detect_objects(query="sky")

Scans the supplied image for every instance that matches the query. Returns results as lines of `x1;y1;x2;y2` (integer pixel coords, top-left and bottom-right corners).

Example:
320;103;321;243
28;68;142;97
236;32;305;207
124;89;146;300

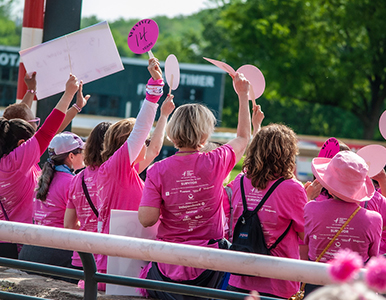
12;0;216;22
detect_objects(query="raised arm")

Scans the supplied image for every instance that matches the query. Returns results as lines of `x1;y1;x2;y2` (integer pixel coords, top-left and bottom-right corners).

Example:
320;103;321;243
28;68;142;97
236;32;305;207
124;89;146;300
252;104;264;137
226;72;251;163
54;74;79;113
127;58;164;165
57;80;90;133
34;74;79;155
138;94;175;173
20;72;37;108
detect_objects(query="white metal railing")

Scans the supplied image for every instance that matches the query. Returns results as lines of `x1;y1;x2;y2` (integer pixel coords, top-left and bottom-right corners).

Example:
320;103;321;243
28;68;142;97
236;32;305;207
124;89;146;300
0;221;366;285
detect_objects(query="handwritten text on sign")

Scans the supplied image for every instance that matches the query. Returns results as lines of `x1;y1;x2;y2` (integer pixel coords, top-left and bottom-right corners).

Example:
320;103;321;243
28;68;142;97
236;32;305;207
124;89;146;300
20;21;123;100
127;19;159;54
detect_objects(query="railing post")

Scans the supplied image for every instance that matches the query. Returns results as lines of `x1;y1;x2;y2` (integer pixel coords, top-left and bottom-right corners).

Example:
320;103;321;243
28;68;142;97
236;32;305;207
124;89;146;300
78;252;98;300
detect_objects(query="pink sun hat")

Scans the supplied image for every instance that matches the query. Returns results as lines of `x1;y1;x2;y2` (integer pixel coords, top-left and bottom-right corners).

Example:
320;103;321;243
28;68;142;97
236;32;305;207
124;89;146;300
311;150;374;203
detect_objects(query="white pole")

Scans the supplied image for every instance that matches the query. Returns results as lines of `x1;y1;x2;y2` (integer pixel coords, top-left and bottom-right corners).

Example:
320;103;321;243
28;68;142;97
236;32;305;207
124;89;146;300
0;221;365;285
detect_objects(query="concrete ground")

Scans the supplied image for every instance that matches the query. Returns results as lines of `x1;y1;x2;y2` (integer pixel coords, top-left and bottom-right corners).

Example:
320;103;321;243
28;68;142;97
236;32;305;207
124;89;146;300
0;266;146;299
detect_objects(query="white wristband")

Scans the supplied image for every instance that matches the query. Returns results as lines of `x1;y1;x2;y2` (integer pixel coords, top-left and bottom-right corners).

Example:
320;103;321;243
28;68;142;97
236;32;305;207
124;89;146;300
72;103;82;113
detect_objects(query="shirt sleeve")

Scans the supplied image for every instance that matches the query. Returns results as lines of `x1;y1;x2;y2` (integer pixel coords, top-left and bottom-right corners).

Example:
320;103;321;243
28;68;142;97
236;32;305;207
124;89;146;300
140;165;163;209
127;100;158;165
34;109;65;155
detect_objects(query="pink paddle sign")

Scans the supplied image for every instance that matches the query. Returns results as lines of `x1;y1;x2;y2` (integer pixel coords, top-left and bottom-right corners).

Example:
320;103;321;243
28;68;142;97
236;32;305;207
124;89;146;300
165;54;180;94
233;65;265;105
127;19;158;58
357;144;386;177
203;57;236;77
318;137;340;158
379;110;386;140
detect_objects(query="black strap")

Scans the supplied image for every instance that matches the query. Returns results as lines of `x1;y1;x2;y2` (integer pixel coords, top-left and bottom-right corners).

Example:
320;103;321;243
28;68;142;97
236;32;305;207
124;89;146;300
81;174;99;218
240;175;290;250
268;220;293;250
0;199;9;221
240;175;285;215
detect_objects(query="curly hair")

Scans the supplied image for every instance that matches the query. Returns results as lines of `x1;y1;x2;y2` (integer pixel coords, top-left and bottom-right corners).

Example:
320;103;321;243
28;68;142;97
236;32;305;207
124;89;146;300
0;118;35;158
101;118;136;162
166;103;216;149
243;124;298;190
84;122;112;168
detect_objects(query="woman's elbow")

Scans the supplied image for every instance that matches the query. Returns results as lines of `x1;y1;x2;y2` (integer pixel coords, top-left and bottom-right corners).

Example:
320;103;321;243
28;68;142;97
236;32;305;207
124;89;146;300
138;207;159;227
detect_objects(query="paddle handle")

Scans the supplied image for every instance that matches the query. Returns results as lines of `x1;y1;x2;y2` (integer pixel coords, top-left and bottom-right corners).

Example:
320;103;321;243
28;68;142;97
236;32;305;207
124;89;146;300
148;50;154;59
169;74;174;95
249;86;256;106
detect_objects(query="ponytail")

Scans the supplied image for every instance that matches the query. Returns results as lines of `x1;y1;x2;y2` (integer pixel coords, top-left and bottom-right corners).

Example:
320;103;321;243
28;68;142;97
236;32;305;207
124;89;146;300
0;118;35;158
35;153;68;201
35;161;55;201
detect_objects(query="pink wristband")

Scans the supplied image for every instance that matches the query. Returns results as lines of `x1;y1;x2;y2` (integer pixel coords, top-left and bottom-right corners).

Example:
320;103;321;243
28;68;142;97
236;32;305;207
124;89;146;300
146;78;164;103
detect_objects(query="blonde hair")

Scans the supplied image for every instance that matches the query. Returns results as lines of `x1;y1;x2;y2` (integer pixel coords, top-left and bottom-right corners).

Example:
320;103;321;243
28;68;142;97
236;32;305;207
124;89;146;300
243;123;298;190
101;118;135;162
166;103;216;149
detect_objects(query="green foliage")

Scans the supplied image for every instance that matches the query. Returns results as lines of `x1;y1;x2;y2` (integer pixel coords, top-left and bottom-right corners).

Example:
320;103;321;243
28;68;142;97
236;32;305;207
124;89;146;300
0;0;21;46
209;0;386;139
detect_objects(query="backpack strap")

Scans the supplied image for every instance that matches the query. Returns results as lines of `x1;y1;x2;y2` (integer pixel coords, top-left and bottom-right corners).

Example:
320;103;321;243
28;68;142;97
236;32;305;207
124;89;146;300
240;175;288;249
268;220;293;250
82;174;99;218
240;176;285;214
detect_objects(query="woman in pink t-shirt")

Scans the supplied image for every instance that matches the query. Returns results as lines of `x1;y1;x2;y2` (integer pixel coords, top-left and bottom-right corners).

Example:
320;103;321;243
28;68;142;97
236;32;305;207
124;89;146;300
0;74;79;259
227;124;308;299
138;72;251;300
304;151;382;296
96;58;174;276
18;132;85;280
64;122;111;262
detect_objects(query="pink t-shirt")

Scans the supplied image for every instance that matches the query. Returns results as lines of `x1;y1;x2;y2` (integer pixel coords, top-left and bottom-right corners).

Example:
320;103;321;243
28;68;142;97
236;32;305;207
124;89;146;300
304;199;382;263
67;166;100;267
360;191;386;255
228;174;307;299
96;99;158;272
0;108;64;226
0;137;40;224
34;171;73;228
97;144;143;235
140;144;236;281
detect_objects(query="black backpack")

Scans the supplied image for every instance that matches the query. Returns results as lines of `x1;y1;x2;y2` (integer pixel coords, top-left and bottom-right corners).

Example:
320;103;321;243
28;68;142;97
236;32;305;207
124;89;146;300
230;175;292;256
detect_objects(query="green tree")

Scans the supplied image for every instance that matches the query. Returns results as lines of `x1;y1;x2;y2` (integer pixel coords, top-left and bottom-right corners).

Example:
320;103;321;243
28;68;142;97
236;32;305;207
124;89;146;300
206;0;386;140
0;0;21;46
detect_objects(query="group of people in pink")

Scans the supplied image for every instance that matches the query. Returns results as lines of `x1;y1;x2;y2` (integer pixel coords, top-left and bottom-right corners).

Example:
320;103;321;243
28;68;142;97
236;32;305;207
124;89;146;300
1;54;386;299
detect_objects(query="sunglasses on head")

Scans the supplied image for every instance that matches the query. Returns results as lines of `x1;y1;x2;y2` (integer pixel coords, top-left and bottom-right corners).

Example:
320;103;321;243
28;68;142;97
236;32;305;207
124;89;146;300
28;117;40;127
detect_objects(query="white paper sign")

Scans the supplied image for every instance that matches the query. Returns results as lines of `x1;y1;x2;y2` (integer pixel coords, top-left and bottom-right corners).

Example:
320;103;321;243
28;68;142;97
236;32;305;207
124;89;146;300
106;210;159;296
19;21;124;100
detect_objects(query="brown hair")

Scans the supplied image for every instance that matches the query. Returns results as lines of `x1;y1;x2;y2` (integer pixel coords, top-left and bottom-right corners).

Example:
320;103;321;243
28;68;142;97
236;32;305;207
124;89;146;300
243;123;298;190
101;118;136;162
3;103;33;121
84;122;112;168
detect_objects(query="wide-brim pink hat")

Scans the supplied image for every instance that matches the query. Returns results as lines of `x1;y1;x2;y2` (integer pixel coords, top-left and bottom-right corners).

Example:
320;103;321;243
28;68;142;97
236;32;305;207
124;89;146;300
311;150;374;203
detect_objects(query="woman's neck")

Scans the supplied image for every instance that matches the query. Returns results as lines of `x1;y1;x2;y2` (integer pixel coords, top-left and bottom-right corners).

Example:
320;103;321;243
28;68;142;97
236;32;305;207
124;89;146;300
175;148;199;156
